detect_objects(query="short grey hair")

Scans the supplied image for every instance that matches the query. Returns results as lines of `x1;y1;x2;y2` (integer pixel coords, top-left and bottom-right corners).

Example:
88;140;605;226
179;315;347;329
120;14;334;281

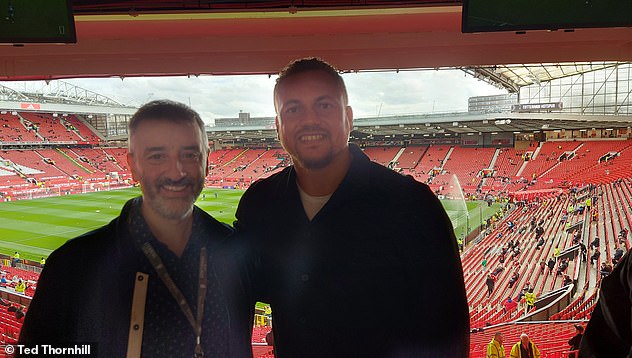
128;99;208;149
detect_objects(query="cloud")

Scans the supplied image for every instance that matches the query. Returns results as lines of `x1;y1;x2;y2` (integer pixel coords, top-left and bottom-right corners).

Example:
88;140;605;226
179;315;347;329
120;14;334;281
64;75;277;123
344;70;505;117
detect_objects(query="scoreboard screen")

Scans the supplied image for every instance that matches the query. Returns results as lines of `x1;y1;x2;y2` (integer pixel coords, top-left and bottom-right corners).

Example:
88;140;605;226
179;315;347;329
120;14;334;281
462;0;632;33
0;0;76;44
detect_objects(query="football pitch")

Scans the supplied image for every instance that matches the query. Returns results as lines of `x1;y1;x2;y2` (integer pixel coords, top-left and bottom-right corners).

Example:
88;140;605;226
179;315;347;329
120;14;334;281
0;188;501;261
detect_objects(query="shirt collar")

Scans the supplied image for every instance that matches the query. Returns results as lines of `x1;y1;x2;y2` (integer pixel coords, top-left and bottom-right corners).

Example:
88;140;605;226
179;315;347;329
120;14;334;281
127;197;205;257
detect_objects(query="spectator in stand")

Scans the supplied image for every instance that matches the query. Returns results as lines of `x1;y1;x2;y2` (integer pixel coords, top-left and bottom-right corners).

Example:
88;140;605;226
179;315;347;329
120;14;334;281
534;226;544;241
509;333;540;358
234;58;469;357
539;260;546;274
563;274;573;286
482;257;489;272
560;213;568;224
591;250;601;265
547;257;556;275
516;283;530;303
577;204;585;215
12;251;20;267
508;271;519;289
486;332;506;358
15;306;25;321
535;237;545;250
591;210;599;222
553;246;561;259
491;265;505;279
590;237;600;250
619;228;629;246
579;242;587;262
567;324;583;358
14;279;26;294
486;274;496;297
18;100;254;357
600;262;613;279
502;297;518;314
524;289;536;314
557;258;569;276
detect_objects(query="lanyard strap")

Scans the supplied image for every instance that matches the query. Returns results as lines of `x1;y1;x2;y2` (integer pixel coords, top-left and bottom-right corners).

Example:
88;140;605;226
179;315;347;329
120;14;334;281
141;243;207;357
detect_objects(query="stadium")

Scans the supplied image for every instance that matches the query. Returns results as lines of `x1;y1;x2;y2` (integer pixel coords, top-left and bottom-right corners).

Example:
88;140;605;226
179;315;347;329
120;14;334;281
1;1;632;357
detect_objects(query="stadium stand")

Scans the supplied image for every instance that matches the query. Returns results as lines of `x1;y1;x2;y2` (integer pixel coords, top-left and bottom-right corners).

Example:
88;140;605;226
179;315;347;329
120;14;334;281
435;146;496;194
69;147;126;174
102;147;130;172
362;146;400;166
409;144;451;184
0;114;40;143
393;145;427;171
19;112;82;143
64;115;103;143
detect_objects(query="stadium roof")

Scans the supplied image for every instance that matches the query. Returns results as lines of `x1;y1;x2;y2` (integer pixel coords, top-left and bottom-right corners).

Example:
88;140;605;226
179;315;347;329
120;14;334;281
0;81;127;107
461;62;624;93
1;3;630;81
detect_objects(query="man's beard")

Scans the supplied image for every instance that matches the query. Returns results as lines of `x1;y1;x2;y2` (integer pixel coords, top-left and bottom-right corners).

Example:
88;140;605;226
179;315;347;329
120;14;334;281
142;176;204;220
296;150;335;170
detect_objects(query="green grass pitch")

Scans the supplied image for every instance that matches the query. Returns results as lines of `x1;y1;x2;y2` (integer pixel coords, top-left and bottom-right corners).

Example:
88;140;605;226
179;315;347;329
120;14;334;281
0;188;501;262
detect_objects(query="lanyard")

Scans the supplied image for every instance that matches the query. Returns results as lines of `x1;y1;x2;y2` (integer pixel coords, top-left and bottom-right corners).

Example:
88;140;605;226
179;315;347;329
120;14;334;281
141;243;208;358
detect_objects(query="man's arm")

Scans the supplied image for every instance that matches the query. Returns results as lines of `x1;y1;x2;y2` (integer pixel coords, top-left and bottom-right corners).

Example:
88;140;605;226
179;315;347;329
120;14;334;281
233;182;271;303
403;183;470;356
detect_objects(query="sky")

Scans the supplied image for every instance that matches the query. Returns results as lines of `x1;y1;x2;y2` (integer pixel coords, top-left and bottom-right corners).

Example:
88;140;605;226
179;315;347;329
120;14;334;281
5;69;507;125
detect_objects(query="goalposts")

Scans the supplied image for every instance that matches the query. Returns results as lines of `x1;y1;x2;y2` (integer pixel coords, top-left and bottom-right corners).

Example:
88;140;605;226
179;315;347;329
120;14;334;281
11;187;62;200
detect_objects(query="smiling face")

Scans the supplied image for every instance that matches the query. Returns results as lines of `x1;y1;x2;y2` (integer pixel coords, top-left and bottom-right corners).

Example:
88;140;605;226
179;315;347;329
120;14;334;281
128;119;208;221
274;70;353;170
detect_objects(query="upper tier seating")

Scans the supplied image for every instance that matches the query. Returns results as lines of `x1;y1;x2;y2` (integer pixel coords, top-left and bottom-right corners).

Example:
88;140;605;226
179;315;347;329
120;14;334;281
64;115;102;143
0;114;41;142
19;112;81;143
